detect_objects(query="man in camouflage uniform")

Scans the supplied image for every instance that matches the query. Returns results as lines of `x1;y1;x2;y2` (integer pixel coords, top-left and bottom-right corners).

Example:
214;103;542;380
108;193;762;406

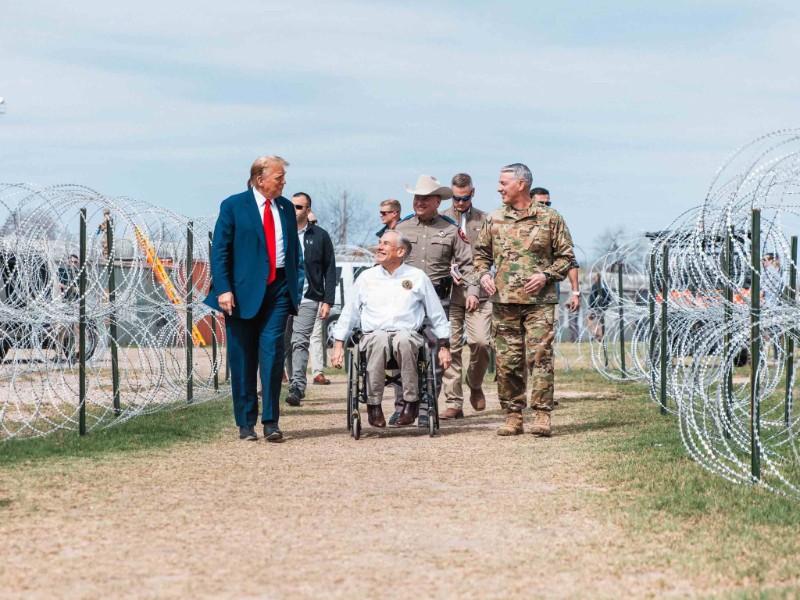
439;172;492;419
394;174;478;427
473;163;575;436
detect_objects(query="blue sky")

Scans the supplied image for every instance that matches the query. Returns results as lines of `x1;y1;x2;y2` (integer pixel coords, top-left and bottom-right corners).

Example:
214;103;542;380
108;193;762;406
1;0;798;257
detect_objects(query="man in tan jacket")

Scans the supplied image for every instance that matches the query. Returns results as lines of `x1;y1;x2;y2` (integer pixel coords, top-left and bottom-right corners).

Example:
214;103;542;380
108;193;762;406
439;173;491;419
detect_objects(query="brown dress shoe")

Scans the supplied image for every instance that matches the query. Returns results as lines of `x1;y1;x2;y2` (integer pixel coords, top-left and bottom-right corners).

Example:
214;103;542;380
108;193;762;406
440;407;464;420
469;387;486;411
313;373;331;385
395;401;420;426
367;404;386;427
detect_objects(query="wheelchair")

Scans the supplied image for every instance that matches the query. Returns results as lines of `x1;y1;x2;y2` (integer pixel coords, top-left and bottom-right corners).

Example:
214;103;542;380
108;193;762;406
345;330;440;439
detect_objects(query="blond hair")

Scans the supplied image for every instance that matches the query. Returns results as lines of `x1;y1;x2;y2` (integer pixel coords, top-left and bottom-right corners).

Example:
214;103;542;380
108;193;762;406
380;199;401;213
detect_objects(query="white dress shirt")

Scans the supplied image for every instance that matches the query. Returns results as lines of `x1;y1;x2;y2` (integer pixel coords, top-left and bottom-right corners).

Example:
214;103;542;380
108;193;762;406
253;187;285;268
333;262;450;341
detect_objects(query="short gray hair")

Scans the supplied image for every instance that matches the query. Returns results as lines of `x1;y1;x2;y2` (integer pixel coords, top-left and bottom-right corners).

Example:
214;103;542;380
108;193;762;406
386;230;412;259
500;163;532;188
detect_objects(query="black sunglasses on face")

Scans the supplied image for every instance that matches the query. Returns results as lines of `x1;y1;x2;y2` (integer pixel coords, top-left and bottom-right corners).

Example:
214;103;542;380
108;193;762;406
452;194;472;203
293;204;308;210
379;210;397;216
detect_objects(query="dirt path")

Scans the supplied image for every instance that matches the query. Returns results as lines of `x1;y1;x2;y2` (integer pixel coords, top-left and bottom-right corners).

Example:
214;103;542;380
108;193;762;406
0;376;696;599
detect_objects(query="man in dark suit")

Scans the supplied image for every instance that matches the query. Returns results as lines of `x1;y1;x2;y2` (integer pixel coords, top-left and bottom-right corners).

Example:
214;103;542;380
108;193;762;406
204;155;302;442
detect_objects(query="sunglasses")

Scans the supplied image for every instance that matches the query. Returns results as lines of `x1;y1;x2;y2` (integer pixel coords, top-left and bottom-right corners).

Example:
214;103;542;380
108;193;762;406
452;194;472;203
543;201;552;207
379;210;397;216
293;204;309;210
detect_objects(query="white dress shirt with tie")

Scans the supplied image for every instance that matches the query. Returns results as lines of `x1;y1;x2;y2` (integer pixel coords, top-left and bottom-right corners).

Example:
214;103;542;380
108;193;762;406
333;263;450;341
252;187;285;268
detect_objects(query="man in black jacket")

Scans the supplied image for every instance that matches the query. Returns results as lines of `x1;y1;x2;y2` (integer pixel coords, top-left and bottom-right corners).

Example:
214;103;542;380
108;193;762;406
284;192;337;406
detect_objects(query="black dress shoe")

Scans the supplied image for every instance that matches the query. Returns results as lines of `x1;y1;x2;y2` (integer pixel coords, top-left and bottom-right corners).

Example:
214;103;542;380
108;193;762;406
239;426;257;441
367;404;386;427
263;421;283;442
286;389;302;407
396;401;420;426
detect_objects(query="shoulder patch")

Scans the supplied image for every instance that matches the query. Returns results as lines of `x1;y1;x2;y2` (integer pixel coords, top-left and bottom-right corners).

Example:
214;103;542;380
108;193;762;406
397;213;415;224
439;214;458;227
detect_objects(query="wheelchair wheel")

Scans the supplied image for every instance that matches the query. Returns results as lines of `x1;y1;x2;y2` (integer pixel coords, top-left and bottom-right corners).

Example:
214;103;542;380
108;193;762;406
346;349;355;431
427;409;436;437
352;412;361;440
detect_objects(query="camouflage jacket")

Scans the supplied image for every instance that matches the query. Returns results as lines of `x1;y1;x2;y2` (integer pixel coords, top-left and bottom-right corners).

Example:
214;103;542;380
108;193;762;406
473;202;575;305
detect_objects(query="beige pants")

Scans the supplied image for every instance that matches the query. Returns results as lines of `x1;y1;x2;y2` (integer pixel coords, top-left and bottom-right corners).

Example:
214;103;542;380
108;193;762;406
441;300;492;409
361;330;424;406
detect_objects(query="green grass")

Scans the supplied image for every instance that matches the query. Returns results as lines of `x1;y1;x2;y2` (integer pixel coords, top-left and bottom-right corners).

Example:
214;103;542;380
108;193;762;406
558;367;800;588
0;398;233;467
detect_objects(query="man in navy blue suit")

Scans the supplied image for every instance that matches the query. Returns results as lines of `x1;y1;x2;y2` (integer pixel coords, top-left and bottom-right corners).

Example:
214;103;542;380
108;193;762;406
205;155;302;442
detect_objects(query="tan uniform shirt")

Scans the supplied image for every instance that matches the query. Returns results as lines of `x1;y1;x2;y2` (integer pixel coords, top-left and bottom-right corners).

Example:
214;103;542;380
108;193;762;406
473;203;575;305
441;205;490;305
396;214;479;299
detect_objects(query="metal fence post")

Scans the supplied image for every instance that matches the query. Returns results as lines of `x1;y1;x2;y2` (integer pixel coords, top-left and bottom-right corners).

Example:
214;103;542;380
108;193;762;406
722;226;733;438
79;208;87;435
187;221;194;404
648;253;656;398
209;232;219;391
660;244;669;414
750;209;761;481
618;262;626;378
105;211;121;415
785;235;797;428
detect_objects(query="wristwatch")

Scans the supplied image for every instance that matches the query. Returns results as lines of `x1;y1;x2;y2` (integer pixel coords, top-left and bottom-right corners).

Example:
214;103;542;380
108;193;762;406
543;272;555;285
438;339;451;349
571;291;581;296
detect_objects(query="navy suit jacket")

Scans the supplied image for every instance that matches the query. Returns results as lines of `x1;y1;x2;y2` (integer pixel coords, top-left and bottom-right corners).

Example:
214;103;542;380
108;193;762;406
204;190;302;319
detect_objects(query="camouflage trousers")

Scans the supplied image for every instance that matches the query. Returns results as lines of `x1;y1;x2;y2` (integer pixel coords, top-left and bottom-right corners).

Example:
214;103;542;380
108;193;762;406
492;303;555;413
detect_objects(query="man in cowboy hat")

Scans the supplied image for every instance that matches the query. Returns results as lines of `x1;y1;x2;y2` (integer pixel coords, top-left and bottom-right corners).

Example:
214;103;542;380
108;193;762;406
393;174;479;427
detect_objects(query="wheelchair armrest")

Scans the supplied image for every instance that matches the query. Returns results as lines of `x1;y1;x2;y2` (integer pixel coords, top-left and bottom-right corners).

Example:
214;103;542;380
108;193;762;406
347;329;363;347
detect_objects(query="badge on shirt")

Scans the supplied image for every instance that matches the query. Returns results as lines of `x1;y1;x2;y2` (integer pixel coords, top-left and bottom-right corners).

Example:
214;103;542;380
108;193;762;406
438;230;446;237
457;227;469;243
402;279;413;290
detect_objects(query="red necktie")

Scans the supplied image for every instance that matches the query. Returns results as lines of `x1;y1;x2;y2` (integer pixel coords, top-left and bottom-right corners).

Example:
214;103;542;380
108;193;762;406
263;199;277;284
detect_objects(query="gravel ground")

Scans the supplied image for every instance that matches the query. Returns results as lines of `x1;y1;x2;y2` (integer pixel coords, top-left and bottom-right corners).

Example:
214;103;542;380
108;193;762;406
0;374;698;599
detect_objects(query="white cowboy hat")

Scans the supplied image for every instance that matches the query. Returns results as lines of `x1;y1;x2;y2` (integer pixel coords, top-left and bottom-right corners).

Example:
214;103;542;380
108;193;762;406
404;175;453;199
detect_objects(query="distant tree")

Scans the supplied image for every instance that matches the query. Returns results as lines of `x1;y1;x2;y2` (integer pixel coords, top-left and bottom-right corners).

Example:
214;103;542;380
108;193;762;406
310;185;374;249
591;225;647;267
0;208;65;240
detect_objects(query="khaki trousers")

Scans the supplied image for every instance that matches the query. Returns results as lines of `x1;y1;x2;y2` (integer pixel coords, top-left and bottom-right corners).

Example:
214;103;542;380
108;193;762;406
441;300;492;409
362;330;424;406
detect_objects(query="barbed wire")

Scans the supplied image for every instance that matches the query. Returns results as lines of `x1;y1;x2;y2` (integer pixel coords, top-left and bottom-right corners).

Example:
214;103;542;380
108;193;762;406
587;128;800;498
0;183;224;441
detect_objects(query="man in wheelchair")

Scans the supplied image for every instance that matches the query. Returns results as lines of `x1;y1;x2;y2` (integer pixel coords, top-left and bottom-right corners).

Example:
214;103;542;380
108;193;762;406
330;230;451;427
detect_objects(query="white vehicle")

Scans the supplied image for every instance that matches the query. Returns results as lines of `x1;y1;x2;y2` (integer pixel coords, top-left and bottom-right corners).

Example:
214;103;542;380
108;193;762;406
324;260;373;347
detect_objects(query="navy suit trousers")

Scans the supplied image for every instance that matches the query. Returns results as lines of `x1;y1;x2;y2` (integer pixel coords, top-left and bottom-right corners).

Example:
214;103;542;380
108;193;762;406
226;270;292;426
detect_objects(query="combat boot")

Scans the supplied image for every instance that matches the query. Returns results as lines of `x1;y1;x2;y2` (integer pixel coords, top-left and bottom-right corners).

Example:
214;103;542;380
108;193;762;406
531;410;552;437
496;411;524;436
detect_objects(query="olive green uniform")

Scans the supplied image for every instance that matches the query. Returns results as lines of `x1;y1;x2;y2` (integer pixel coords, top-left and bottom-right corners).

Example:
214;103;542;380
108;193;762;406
473;203;574;413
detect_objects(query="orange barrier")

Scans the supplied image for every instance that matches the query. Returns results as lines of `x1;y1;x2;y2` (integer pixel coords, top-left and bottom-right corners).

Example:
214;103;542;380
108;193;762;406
134;226;206;347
